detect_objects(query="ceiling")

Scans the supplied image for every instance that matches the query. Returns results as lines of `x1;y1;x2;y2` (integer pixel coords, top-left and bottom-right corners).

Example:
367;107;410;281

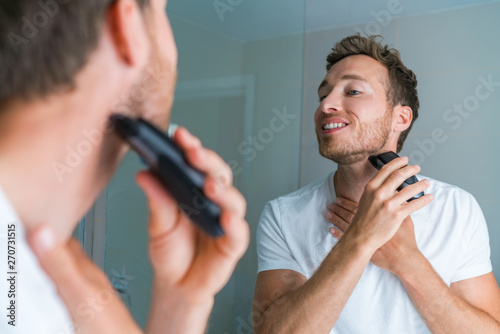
167;0;500;42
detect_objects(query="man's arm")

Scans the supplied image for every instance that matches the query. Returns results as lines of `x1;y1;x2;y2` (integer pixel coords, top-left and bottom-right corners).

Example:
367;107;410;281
329;198;500;334
253;157;432;334
397;254;500;333
253;231;375;334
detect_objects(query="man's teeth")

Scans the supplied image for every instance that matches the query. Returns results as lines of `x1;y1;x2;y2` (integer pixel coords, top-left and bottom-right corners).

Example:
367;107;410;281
323;123;347;130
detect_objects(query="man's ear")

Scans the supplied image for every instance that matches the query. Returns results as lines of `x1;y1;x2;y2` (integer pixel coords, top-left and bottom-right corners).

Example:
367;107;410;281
393;105;413;133
107;0;150;69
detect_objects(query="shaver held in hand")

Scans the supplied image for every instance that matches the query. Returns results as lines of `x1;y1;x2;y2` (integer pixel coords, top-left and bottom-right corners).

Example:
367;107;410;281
368;151;424;202
109;114;224;237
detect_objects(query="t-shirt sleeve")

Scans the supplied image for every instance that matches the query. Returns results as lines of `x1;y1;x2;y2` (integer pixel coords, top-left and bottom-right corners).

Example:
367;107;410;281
451;194;492;283
256;200;302;274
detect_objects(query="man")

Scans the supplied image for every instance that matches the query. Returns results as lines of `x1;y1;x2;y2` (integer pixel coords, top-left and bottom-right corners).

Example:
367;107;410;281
253;34;500;333
0;0;249;333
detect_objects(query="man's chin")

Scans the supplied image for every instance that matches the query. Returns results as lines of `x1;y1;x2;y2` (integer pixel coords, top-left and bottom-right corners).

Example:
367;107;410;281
316;135;390;166
320;151;368;165
318;144;381;166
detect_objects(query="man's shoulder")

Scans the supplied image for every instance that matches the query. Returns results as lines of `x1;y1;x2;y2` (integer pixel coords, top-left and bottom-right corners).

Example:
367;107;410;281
267;172;333;209
423;175;476;202
418;174;483;226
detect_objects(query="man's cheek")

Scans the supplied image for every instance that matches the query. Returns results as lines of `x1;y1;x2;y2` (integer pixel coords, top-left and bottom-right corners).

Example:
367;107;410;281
314;109;321;125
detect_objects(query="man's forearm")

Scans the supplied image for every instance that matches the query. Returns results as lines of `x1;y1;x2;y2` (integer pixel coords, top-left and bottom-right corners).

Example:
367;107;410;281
257;230;376;334
398;253;500;333
146;282;214;334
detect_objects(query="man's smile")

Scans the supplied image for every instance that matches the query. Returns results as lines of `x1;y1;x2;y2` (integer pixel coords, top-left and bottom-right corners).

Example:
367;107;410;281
320;117;350;134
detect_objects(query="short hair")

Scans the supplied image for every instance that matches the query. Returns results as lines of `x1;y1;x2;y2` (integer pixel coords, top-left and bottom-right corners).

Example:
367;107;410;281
326;34;419;153
0;0;149;108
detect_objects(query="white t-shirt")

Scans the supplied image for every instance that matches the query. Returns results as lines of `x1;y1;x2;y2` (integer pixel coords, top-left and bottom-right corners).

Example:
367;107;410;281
0;187;74;334
257;172;492;334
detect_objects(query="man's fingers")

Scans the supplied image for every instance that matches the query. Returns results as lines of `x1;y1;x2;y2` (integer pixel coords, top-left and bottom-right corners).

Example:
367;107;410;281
187;211;249;292
136;170;181;238
186;148;233;186
369;156;409;188
328;203;356;224
326;211;350;232
334;197;358;213
173;126;202;150
66;239;114;288
216;211;250;261
329;227;344;240
180;211;249;300
28;226;89;304
380;164;420;195
393;178;431;204
400;193;434;217
204;177;246;218
174;127;233;186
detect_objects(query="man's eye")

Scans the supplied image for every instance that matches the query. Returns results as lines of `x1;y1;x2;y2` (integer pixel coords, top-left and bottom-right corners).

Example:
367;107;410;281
319;95;327;102
347;90;360;95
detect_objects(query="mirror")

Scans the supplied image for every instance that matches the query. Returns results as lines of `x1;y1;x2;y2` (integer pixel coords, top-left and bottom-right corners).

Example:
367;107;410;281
76;0;500;332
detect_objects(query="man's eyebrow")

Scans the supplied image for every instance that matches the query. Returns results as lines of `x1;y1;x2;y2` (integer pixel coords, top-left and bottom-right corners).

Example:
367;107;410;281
317;79;329;94
341;74;368;82
317;74;368;94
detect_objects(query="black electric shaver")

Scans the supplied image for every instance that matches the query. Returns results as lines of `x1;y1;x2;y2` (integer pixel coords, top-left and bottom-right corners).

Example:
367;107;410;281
368;151;424;202
109;114;224;237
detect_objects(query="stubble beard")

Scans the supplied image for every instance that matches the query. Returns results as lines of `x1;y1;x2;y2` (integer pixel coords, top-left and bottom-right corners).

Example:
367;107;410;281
316;108;393;166
100;33;177;181
122;41;177;130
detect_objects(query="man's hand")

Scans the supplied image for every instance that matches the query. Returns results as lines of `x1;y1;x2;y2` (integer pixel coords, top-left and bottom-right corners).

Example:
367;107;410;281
30;127;249;334
327;197;422;275
343;157;432;250
29;226;143;334
326;197;357;240
136;127;250;333
370;216;421;275
328;192;500;333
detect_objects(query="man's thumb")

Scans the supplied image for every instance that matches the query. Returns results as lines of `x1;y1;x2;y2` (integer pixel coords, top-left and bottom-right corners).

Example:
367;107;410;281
28;225;84;300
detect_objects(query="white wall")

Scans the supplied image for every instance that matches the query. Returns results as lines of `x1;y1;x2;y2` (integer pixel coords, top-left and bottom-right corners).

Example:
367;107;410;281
300;2;500;280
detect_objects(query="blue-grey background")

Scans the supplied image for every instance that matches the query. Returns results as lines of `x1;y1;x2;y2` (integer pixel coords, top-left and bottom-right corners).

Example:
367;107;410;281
102;1;500;332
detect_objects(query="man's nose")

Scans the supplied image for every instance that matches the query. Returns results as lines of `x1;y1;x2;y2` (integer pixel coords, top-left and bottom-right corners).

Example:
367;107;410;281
320;91;342;114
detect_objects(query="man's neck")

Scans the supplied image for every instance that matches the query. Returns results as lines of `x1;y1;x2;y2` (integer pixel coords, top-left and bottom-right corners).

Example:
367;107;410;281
333;159;380;204
0;68;127;242
0;101;107;242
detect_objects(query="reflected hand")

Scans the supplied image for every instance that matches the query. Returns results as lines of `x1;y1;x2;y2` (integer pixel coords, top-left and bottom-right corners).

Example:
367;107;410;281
370;216;421;275
328;197;422;276
346;157;432;250
326;197;358;240
29;226;142;334
135;127;250;305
